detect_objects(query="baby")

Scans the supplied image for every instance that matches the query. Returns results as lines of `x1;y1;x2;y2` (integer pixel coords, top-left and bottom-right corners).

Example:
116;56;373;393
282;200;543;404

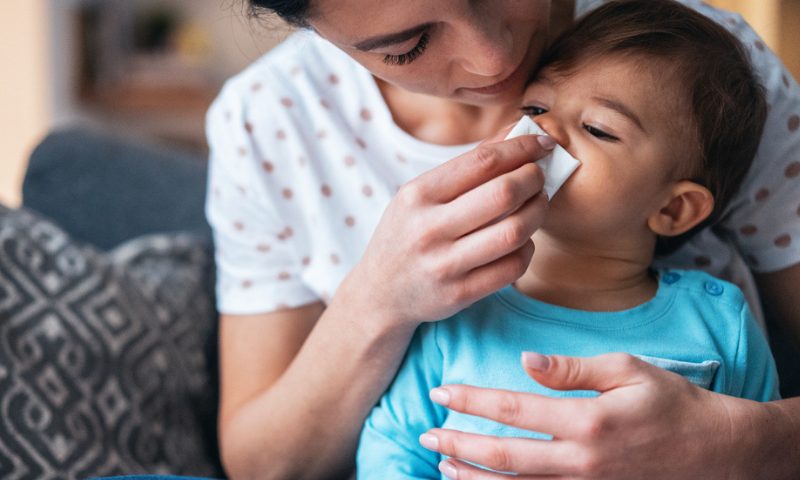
357;0;778;478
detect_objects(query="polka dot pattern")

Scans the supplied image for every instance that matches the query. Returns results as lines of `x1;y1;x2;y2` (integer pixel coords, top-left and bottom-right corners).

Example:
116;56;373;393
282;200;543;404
789;115;800;132
739;225;758;236
207;7;800;316
774;234;792;248
786;162;800;178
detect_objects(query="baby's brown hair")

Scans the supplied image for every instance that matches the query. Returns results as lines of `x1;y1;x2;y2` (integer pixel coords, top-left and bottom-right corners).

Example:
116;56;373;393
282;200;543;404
534;0;767;255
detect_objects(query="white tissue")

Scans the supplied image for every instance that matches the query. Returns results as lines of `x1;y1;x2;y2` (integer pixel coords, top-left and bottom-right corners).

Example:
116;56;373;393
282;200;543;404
504;116;580;199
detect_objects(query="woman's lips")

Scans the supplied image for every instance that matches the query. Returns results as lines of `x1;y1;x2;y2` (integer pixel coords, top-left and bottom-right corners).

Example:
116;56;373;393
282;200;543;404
461;59;527;95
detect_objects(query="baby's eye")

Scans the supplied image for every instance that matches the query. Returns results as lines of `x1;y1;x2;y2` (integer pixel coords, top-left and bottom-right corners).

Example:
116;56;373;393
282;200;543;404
583;124;619;142
520;105;548;116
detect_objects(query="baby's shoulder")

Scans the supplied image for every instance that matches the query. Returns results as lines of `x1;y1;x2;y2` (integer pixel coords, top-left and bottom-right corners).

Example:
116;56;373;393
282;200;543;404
659;269;747;312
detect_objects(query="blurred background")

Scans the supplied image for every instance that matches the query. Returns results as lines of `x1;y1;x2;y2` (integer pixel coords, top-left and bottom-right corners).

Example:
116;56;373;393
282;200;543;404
0;0;798;208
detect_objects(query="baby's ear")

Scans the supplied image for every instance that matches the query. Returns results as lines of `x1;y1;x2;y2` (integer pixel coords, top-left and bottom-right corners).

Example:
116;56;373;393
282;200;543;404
647;181;714;237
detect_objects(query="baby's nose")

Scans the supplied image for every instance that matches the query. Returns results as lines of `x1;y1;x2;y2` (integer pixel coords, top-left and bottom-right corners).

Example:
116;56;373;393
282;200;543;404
533;114;570;149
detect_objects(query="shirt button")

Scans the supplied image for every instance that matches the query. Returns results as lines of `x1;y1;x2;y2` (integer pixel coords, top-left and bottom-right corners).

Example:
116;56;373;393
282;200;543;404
662;272;681;284
704;281;724;296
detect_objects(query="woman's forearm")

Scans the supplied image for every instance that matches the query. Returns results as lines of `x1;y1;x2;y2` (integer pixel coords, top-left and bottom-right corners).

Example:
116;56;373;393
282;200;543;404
220;292;417;480
739;397;800;479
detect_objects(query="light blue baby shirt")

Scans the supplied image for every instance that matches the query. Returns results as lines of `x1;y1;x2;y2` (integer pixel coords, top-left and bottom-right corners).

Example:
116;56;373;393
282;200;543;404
357;269;780;479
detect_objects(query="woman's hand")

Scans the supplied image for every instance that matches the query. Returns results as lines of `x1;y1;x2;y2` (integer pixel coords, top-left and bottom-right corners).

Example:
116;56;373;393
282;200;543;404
421;352;789;479
338;131;554;329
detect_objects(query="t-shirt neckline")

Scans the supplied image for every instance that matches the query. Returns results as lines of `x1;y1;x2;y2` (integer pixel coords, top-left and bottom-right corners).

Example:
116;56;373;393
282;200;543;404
495;272;677;330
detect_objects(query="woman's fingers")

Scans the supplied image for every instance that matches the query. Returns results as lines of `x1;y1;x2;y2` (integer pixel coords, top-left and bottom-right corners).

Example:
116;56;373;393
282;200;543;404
448;192;547;269
440;458;572;480
442;162;545;238
522;352;660;392
418;135;554;204
420;430;579;476
452;239;535;304
428;384;597;439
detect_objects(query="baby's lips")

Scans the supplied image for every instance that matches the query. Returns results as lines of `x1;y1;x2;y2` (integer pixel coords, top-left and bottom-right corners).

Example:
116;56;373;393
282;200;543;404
505;116;581;199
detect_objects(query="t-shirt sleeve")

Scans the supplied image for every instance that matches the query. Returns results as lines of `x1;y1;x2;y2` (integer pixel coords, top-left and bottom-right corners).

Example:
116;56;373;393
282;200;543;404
357;324;447;479
205;82;319;315
729;302;781;401
715;13;800;272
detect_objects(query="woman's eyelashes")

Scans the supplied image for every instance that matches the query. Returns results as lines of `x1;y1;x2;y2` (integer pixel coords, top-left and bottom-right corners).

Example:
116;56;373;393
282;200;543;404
383;33;430;66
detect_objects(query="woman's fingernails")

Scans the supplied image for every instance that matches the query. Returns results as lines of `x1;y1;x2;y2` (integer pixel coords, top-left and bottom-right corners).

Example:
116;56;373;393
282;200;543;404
439;460;459;479
522;352;550;371
537;135;557;150
430;387;451;406
419;433;439;451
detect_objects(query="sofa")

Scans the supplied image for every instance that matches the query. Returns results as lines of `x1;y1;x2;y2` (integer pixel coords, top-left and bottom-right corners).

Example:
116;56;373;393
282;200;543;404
1;128;223;479
1;128;798;479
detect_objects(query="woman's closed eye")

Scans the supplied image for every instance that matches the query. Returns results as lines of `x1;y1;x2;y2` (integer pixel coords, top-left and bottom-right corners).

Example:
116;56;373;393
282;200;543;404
383;33;430;66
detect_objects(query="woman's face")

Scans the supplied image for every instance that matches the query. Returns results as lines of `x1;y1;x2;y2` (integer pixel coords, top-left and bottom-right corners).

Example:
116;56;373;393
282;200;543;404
309;0;553;106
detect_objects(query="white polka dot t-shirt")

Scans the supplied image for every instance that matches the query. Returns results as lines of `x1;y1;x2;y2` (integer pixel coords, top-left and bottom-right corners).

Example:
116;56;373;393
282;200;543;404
206;2;800;316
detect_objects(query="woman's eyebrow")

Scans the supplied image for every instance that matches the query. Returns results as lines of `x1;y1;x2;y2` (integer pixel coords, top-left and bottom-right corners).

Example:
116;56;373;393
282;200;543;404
353;23;433;51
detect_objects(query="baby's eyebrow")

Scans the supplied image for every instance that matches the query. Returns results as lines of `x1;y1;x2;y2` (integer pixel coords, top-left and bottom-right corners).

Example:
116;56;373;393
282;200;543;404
593;96;646;133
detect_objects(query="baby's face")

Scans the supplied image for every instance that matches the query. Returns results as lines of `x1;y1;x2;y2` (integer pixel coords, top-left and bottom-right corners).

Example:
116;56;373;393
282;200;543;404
521;55;696;247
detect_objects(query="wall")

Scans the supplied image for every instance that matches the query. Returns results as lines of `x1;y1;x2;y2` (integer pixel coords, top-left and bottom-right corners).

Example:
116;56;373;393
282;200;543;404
0;1;51;207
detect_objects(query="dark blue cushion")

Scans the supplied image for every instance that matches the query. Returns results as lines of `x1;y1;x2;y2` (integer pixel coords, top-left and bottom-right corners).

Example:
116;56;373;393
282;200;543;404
22;128;210;251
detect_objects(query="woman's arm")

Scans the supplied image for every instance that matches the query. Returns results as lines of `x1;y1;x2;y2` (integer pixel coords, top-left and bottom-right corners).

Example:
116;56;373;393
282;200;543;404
217;133;554;480
219;301;416;480
422;353;800;480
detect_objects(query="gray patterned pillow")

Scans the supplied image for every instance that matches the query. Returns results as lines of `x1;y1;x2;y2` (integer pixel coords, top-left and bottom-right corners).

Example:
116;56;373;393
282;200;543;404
0;206;222;479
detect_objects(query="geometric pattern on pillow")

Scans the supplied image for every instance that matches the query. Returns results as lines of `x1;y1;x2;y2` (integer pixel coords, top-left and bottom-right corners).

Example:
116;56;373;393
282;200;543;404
0;206;221;479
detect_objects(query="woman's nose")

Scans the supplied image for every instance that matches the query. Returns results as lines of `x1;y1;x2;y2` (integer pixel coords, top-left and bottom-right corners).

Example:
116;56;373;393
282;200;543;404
455;21;514;78
533;114;570;149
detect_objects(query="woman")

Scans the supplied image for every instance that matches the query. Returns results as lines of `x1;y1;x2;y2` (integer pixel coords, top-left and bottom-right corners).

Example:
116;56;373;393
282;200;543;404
207;0;800;478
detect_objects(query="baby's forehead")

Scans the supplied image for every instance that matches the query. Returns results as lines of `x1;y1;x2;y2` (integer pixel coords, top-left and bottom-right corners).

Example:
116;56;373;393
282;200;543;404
529;54;695;123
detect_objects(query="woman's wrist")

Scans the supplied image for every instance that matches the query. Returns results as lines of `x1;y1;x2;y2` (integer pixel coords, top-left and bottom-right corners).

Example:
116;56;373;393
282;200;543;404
332;266;421;336
729;397;800;479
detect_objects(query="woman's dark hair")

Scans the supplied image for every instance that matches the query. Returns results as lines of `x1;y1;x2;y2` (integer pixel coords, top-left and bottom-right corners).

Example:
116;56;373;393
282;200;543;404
248;0;312;27
534;0;768;256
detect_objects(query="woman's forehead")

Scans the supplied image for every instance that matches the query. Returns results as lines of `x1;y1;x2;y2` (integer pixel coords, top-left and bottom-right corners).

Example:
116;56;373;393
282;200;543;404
310;0;454;43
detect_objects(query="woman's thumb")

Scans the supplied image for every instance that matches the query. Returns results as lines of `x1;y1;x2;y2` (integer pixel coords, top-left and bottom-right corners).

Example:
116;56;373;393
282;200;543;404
521;352;653;393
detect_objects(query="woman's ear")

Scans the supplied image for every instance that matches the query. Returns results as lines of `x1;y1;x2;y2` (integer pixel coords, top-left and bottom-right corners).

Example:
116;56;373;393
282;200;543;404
647;181;714;237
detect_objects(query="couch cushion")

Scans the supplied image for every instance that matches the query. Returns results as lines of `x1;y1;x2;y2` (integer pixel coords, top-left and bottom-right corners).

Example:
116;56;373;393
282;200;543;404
0;205;221;478
22;128;210;251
